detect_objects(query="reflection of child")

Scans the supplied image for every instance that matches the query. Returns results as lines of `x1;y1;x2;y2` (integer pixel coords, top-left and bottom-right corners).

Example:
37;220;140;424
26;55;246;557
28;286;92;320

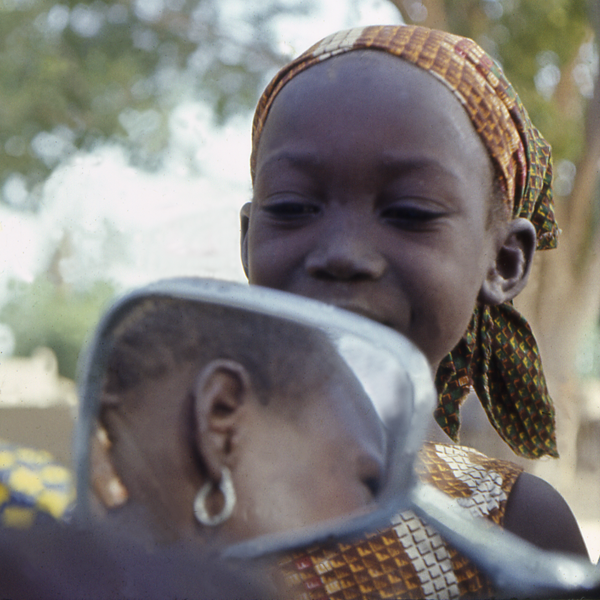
240;23;589;570
94;296;385;545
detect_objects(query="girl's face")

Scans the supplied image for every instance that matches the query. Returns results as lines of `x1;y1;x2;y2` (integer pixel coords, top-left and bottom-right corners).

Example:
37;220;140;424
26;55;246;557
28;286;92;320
243;51;501;368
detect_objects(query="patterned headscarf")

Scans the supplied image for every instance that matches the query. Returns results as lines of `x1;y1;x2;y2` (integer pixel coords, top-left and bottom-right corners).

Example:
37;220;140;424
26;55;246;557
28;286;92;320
250;25;559;458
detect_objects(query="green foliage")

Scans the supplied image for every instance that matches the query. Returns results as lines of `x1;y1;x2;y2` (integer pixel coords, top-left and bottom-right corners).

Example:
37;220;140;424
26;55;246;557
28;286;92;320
0;277;117;379
0;0;315;383
0;0;306;209
405;0;592;166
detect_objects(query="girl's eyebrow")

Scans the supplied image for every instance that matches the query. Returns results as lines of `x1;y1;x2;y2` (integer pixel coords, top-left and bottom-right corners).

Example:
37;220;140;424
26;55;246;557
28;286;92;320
257;150;325;175
257;150;461;182
379;153;461;182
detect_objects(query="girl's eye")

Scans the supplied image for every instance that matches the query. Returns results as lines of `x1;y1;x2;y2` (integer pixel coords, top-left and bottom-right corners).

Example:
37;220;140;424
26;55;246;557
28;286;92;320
264;201;320;219
380;205;444;229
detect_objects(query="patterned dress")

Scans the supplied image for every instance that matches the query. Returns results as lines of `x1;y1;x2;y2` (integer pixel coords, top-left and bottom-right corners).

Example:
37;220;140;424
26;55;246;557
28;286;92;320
0;436;522;598
274;442;523;600
0;439;75;528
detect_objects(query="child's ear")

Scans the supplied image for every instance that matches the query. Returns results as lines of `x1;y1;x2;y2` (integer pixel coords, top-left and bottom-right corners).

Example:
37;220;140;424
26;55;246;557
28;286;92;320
90;423;129;511
240;202;252;278
479;218;537;305
193;359;252;483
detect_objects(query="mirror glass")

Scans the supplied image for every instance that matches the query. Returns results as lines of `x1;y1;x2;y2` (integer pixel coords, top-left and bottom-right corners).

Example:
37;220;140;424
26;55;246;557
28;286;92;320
75;278;435;555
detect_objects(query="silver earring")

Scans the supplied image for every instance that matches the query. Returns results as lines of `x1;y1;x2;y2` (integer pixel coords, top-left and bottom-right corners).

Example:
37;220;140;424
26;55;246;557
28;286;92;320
194;466;236;526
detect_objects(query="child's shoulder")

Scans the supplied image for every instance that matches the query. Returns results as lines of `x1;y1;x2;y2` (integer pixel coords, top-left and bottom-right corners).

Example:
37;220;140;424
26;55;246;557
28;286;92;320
503;469;588;556
417;441;589;558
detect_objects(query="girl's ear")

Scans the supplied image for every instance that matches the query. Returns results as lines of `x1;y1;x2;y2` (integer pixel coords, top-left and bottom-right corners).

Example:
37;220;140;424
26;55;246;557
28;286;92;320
240;202;252;278
479;218;537;305
193;359;252;483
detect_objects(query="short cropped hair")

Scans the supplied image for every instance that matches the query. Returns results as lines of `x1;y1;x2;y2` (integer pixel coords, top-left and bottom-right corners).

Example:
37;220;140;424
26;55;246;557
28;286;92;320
103;296;341;409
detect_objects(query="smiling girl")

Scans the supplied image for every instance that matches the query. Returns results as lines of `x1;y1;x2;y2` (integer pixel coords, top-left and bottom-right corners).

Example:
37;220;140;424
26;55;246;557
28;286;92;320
240;26;589;568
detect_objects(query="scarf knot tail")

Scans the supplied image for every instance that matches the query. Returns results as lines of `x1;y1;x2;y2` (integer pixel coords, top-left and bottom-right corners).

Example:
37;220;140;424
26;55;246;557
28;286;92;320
435;304;558;459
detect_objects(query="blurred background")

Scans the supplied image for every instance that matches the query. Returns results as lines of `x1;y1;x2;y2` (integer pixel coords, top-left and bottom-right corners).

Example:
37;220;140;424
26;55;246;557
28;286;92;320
1;0;600;559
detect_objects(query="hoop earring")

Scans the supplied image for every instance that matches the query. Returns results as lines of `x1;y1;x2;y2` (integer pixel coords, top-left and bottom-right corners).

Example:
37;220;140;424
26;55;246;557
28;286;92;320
194;466;236;527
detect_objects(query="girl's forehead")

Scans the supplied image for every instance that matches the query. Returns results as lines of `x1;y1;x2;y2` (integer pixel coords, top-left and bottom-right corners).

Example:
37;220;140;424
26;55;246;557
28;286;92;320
268;51;449;115
255;51;490;177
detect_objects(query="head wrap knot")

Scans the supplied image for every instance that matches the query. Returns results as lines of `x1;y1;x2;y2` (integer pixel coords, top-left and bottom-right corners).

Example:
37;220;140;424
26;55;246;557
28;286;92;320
251;25;559;458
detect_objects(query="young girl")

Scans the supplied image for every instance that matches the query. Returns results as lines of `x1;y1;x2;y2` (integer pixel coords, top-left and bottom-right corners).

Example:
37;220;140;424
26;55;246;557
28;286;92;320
240;24;589;583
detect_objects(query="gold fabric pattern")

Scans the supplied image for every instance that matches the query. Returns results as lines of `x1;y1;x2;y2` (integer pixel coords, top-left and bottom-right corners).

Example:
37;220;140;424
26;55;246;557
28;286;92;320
274;442;523;599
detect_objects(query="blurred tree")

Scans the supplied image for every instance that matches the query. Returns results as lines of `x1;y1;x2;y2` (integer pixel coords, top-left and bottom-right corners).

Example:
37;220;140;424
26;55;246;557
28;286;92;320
0;0;307;210
0;277;115;379
393;0;600;485
0;0;313;381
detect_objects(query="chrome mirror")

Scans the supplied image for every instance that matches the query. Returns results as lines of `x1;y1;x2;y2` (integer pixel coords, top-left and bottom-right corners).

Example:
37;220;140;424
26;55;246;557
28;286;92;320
74;278;600;598
411;484;600;598
75;278;435;555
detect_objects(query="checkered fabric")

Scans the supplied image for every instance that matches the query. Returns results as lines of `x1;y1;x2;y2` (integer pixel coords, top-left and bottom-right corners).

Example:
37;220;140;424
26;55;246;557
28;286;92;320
273;442;522;599
250;25;559;458
436;304;557;458
0;439;75;528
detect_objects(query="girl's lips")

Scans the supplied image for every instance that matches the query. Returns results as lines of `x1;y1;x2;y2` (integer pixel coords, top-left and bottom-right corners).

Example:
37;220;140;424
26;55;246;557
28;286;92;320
328;300;395;330
291;285;404;331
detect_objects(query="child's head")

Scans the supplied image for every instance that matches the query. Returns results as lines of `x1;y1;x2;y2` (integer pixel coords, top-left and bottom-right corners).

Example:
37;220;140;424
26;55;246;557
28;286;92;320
94;296;385;544
240;26;559;459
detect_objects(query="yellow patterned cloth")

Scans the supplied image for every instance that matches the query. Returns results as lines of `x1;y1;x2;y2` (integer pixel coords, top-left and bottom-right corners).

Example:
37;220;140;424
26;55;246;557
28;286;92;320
250;25;558;458
0;439;75;528
274;442;523;600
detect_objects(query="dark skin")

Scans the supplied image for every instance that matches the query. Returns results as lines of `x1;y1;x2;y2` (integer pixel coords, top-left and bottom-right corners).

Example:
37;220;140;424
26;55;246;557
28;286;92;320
94;358;385;545
504;472;588;556
241;51;589;558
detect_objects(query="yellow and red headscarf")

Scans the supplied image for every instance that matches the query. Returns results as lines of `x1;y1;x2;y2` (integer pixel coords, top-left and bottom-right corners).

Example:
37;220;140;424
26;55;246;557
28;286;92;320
250;25;559;458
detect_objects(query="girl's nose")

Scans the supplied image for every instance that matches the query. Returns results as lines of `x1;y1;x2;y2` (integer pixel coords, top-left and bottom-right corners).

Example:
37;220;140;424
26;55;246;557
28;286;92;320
305;223;386;281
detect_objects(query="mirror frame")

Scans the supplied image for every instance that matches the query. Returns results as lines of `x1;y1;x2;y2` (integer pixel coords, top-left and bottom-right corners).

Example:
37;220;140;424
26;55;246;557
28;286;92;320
74;277;436;556
74;277;600;598
411;484;600;597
